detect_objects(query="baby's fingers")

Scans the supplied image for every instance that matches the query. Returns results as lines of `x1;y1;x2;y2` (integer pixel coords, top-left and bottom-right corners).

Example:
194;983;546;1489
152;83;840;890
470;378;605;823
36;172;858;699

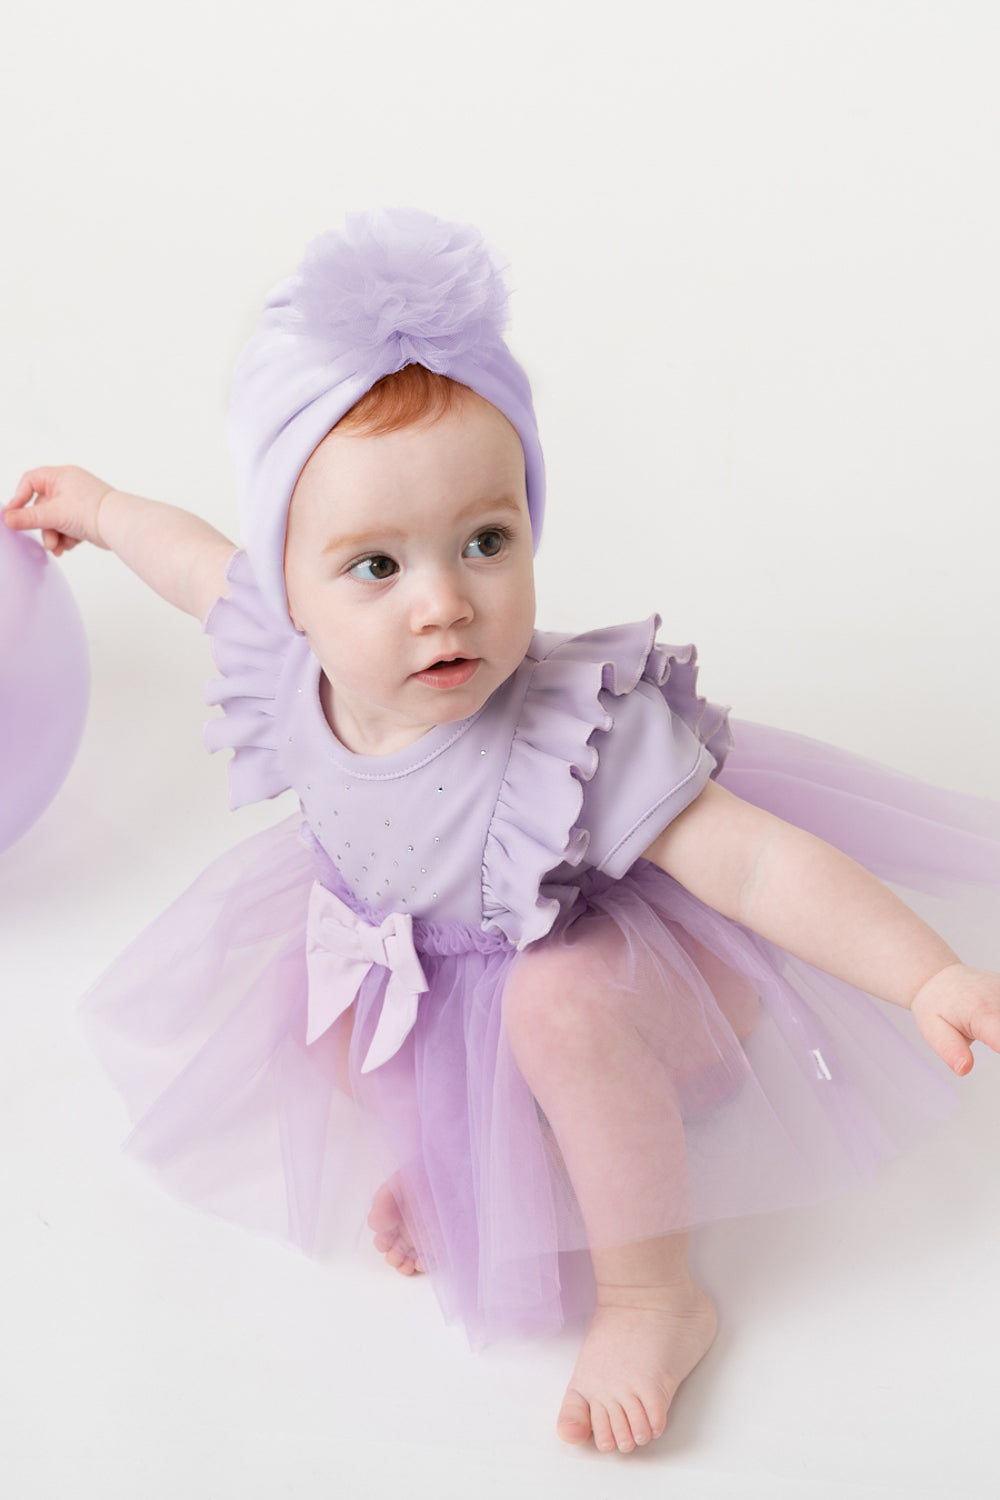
3;502;52;534
917;1011;975;1076
8;467;59;508
966;999;1000;1057
4;484;59;548
913;966;1000;1076
5;464;112;551
43;527;80;556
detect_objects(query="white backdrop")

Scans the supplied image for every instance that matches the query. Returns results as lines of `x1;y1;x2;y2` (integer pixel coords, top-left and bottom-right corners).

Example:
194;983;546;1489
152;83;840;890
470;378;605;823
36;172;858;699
3;5;999;1497
4;0;998;793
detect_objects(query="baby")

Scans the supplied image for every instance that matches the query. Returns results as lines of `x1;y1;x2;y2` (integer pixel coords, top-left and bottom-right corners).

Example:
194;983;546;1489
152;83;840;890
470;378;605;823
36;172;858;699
7;209;1000;1456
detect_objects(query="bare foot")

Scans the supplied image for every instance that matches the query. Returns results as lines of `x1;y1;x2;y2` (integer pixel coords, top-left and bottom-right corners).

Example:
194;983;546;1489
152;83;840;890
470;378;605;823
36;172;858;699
366;1180;425;1276
556;1277;717;1453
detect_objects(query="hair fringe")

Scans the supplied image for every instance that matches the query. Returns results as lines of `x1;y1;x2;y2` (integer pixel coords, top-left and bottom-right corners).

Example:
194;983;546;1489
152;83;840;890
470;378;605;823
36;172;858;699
335;364;471;437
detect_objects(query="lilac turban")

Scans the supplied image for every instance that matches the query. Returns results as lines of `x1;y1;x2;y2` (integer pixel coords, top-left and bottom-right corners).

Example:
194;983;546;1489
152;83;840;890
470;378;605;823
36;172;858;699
226;208;546;624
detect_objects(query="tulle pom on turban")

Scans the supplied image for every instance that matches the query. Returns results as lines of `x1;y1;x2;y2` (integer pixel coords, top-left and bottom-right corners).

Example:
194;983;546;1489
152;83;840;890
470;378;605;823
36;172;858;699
226;208;545;624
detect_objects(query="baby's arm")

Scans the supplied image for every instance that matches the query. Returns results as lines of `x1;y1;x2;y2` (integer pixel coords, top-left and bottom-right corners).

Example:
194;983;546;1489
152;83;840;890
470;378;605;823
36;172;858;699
4;466;236;622
644;780;1000;1076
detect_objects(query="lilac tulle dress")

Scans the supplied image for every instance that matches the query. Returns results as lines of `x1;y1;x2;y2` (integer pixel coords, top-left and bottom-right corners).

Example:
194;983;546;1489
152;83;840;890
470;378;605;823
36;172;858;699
83;552;1000;1344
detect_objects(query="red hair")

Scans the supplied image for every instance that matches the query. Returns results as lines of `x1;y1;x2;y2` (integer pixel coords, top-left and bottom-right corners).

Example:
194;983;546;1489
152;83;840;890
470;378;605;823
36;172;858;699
334;363;471;437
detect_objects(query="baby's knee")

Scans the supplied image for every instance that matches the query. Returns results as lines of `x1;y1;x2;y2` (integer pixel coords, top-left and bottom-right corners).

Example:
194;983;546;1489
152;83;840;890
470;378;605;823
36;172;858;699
503;926;625;1059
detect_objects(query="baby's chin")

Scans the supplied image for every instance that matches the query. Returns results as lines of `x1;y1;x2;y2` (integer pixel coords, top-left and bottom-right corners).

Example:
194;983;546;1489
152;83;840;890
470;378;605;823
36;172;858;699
425;655;525;713
320;650;526;753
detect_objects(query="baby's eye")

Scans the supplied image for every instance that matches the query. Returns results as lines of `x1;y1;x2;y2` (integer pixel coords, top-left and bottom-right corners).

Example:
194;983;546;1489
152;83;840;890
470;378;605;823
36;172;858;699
464;528;507;559
349;554;398;582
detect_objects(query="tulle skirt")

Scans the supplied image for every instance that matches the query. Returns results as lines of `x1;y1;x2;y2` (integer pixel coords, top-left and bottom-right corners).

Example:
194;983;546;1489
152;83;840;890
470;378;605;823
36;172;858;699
82;720;1000;1343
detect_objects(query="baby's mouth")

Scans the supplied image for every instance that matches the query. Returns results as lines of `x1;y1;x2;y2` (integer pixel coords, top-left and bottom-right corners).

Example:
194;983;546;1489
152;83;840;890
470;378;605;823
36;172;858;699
413;657;481;689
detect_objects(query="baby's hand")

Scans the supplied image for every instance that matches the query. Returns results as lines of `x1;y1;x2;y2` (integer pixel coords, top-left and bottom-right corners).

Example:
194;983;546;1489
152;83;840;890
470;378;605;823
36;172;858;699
4;465;116;556
910;963;1000;1076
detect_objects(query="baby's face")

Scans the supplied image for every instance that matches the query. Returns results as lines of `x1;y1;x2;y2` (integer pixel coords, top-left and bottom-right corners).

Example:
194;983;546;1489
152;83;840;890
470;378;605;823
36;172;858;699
284;392;536;757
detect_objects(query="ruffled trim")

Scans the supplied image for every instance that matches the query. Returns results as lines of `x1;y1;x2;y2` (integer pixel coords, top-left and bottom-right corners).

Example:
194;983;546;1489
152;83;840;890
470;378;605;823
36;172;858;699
644;625;733;773
482;617;732;949
203;550;300;808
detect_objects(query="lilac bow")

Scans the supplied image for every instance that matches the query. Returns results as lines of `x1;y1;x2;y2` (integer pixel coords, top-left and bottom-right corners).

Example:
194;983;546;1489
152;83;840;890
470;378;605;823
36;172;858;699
304;881;429;1073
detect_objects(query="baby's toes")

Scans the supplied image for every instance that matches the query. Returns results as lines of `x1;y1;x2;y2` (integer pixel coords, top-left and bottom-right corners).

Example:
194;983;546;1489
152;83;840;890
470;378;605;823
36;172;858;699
637;1384;670;1440
589;1402;617;1454
622;1394;654;1447
556;1389;592;1446
607;1400;637;1453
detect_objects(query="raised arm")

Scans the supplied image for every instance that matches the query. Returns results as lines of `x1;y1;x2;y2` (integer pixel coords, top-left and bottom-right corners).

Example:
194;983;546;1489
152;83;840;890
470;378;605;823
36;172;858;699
643;779;1000;1076
4;465;236;623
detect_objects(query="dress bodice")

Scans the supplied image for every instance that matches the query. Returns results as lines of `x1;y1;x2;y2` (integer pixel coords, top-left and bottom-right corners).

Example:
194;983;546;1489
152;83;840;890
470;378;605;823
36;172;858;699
203;551;732;948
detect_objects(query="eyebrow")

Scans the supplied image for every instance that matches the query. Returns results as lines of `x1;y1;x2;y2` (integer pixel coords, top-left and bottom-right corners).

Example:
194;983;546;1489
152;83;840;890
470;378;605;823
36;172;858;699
321;495;524;555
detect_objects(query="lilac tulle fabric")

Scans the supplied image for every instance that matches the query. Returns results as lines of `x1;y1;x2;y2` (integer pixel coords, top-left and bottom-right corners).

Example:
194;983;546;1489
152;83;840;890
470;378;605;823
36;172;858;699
81;558;1000;1345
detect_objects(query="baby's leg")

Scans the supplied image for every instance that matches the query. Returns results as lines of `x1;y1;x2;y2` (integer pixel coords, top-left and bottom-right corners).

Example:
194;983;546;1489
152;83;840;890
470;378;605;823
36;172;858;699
504;917;718;1453
334;1007;425;1276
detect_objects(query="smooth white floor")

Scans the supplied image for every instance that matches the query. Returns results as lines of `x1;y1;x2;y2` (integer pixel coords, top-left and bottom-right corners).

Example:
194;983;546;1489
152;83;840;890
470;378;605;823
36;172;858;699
4;678;999;1500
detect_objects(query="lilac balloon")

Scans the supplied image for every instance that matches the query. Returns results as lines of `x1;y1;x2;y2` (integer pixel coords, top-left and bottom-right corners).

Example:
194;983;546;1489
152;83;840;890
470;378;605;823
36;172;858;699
0;522;89;852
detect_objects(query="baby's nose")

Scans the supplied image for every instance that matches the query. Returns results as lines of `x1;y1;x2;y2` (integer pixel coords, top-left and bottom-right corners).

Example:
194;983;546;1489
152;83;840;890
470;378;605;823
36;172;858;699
411;568;474;631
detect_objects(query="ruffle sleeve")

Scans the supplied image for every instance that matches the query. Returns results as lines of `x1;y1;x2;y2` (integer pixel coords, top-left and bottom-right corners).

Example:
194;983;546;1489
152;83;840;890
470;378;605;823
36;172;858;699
202;550;301;808
482;617;732;948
